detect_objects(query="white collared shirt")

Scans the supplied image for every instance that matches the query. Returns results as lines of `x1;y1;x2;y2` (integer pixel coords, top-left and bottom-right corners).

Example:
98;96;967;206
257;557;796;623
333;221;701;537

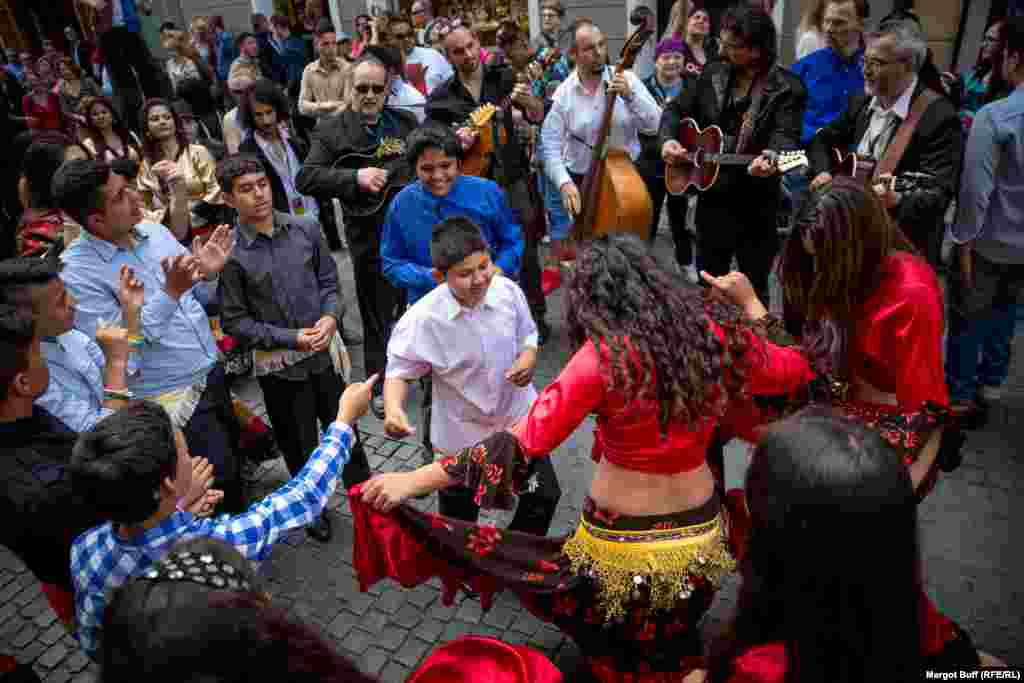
386;275;539;453
388;78;427;122
540;66;662;189
405;46;454;95
857;76;919;159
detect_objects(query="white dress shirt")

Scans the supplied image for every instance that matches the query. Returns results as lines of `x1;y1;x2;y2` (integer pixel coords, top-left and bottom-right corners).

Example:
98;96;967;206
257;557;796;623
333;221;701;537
540;66;662;189
406;46;454;95
386;276;539;453
388;78;427;123
857;76;919;160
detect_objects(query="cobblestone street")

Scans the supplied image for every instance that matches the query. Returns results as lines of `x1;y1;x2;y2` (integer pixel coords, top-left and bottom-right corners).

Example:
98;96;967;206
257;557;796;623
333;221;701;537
1;233;1020;681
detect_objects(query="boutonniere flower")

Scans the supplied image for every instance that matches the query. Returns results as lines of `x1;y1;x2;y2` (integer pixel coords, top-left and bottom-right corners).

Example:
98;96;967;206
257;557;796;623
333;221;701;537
375;137;405;158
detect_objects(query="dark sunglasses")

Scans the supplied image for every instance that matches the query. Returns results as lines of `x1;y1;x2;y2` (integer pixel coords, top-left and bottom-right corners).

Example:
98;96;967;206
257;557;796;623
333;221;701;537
354;83;387;94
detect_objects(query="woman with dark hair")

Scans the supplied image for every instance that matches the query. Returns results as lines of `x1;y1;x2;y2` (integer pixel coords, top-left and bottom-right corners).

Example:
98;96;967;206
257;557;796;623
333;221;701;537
353;233;814;682
56;57;101;131
679;7;716;76
22;71;64;133
15;135;88;256
79;96;141;162
709;177;975;666
102;538;378;683
708;411;936;682
238;78;316;218
947;19;1010;130
137;97;224;242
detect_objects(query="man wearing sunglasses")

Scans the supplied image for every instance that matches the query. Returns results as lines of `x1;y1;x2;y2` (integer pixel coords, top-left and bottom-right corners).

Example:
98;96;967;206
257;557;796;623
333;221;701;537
296;55;418;419
805;19;961;268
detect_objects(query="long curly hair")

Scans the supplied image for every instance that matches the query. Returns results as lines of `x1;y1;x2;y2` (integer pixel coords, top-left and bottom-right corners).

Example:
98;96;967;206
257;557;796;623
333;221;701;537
565;234;758;429
139;98;191;164
777;177;915;375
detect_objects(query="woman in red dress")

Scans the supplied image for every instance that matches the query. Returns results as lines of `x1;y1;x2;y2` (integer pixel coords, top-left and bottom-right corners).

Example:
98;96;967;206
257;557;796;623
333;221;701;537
22;71;64;133
707;177;968;663
708;410;980;683
353;234;814;682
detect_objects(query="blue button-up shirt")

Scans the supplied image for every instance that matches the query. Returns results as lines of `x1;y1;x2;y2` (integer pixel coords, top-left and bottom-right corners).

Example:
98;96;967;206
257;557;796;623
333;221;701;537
37;330;112;433
60;222;219;398
952;86;1024;262
381;175;524;305
216;31;239;83
792;46;865;144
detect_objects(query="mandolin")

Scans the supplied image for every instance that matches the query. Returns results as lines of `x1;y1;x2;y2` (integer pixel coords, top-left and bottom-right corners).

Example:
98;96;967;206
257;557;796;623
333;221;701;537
665;118;808;194
331;138;413;217
830;149;940;193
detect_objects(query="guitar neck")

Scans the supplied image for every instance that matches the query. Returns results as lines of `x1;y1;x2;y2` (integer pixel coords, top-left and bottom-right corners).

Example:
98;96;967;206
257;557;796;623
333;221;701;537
707;153;759;165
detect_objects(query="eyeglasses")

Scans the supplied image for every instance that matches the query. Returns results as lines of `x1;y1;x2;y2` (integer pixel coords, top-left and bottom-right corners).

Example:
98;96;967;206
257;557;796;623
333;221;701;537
863;56;906;71
354;83;387;94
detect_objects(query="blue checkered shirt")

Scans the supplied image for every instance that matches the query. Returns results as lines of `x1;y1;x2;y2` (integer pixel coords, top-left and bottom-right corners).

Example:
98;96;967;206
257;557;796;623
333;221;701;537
70;421;353;659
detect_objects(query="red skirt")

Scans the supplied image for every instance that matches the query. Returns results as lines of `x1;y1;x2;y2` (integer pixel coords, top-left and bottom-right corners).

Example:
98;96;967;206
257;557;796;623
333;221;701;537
349;484;732;682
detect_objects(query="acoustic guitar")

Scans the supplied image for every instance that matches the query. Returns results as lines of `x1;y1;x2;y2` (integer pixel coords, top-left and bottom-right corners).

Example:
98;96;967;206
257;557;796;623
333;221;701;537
664;118;808;195
332;139;413;217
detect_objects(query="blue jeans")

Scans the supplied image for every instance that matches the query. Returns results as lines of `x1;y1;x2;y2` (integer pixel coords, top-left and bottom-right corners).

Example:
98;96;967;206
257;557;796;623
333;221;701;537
538;172;576;241
945;253;1024;402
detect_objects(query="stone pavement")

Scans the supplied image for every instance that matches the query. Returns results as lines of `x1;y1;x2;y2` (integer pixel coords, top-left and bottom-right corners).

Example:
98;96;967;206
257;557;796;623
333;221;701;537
1;233;1021;682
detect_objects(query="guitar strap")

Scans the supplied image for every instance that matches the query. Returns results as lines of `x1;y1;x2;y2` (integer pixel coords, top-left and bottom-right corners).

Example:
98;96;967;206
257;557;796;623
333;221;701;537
873;88;939;180
736;67;771;155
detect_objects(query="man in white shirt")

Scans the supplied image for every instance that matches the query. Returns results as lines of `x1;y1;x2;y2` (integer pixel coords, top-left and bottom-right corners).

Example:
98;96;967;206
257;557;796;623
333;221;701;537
539;19;661;279
387;13;453;95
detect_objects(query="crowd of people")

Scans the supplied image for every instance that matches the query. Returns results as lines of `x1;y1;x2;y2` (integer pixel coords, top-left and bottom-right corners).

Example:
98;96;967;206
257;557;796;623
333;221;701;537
0;0;1021;681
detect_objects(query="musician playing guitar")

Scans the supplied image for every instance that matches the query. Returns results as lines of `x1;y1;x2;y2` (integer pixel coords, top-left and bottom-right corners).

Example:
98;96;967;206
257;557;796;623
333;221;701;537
805;20;961;267
425;23;550;343
660;4;806;304
295;55;418;418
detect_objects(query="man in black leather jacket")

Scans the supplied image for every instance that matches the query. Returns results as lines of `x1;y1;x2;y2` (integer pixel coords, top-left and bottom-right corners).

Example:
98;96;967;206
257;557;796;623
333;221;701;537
659;4;806;303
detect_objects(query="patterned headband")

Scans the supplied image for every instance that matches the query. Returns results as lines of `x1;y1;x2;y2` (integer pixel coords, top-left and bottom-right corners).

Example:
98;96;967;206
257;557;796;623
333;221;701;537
142;551;253;592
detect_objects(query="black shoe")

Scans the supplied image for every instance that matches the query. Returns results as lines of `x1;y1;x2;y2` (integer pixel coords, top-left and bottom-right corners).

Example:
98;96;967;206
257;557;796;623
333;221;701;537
536;318;550;346
305;512;333;543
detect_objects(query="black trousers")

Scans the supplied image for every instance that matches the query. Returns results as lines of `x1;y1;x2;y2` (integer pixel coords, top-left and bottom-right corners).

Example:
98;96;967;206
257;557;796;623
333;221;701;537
508;176;547;323
347;226;403;380
318;198;344;251
419;377;561;536
695;196;780;304
183;364;243;513
258;364;370;490
642;173;693;269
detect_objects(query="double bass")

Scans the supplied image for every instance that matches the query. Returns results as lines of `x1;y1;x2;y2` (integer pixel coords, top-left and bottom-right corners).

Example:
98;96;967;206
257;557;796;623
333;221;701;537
572;27;654;243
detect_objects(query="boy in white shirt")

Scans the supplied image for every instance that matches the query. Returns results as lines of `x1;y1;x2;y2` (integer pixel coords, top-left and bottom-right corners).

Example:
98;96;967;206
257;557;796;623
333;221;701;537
382;216;560;532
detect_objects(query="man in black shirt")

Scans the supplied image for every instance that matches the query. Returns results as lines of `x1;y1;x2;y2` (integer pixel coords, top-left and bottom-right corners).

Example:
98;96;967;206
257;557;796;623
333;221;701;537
660;5;806;303
426;25;549;343
0;306;101;624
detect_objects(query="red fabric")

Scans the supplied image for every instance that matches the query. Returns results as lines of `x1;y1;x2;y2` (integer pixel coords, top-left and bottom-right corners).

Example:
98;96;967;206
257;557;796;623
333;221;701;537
920;587;958;656
512;329;813;474
348;484;504;610
405;63;428;95
851;252;948;410
587;657;706;683
40;582;75;627
16;210;69;257
22;93;63;131
724;643;788;683
408;636;562;683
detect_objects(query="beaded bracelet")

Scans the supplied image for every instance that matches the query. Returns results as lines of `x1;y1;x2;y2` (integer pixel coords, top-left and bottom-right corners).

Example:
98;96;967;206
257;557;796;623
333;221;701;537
127;334;147;350
104;387;134;402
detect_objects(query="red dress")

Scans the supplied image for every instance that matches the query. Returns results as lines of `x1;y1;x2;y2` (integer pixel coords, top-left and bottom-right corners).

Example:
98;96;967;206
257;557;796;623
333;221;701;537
22;93;63;131
350;321;813;683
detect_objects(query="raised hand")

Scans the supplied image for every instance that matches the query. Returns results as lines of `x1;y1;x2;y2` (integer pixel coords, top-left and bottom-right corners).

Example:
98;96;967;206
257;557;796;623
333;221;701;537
662;139;688;166
180;456;215;512
192;224;235;279
161;253;201;299
118;265;145;314
338;374;379;424
700;270;767;320
95;320;132;361
151;159;185;194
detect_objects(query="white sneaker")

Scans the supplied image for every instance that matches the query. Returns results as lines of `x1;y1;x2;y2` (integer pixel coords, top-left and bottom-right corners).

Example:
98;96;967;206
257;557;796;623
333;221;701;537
980;385;1003;403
